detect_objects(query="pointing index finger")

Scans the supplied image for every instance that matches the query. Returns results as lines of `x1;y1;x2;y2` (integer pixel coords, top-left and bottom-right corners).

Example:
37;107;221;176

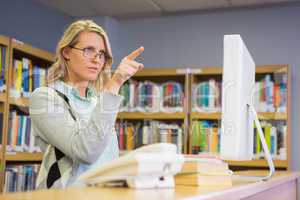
126;46;144;60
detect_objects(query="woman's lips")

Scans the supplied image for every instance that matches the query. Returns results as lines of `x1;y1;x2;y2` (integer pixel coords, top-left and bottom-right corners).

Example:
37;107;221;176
87;67;99;73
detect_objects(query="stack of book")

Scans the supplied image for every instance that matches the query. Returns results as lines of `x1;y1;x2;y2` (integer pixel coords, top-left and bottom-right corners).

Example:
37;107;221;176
175;154;232;187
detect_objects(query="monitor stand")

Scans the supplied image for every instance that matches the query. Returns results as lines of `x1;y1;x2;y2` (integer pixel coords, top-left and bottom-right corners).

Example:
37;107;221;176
232;103;275;182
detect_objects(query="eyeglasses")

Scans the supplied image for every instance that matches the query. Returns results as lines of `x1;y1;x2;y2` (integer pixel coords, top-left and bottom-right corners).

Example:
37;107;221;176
70;46;108;60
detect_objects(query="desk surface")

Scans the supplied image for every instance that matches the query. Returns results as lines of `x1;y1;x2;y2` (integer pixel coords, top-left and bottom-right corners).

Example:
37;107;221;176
1;171;299;200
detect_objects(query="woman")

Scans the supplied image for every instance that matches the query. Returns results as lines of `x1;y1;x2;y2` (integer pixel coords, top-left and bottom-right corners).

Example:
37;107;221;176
29;19;144;189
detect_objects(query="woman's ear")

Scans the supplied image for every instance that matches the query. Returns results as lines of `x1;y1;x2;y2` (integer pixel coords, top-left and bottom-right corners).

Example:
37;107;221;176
62;47;71;60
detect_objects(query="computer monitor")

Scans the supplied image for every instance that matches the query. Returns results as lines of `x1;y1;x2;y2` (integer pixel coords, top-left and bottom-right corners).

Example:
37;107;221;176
220;34;274;180
220;34;255;160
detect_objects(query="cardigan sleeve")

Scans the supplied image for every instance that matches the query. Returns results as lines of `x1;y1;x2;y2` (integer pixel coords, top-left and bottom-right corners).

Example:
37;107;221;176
29;87;123;164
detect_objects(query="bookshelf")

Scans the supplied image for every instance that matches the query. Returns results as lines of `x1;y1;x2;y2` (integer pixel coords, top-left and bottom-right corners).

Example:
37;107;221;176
117;65;291;170
0;35;54;192
189;65;290;170
117;68;190;154
0;35;10;191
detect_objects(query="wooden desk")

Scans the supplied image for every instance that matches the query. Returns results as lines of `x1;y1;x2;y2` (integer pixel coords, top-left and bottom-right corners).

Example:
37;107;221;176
0;171;299;200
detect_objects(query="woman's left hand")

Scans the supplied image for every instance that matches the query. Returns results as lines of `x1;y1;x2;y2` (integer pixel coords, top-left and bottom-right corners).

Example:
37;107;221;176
105;47;144;94
113;46;144;86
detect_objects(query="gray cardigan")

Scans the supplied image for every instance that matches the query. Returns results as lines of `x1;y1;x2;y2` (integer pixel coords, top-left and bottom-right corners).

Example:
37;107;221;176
29;85;123;188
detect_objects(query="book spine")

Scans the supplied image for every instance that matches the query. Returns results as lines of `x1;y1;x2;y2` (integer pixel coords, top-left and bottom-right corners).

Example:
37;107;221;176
5;165;40;192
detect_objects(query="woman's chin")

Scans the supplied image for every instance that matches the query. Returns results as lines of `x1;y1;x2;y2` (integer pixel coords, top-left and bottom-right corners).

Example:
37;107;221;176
82;74;99;81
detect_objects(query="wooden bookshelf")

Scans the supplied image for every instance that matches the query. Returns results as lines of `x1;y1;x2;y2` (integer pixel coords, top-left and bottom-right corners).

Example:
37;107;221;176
257;112;287;120
187;67;222;75
255;65;288;73
0;35;11;191
9;97;30;107
118;112;186;120
11;39;54;62
191;112;221;120
226;159;287;168
0;104;5;113
135;68;188;76
0;35;55;192
191;112;287;120
5;152;43;162
189;65;288;74
0;93;7;103
0;35;10;46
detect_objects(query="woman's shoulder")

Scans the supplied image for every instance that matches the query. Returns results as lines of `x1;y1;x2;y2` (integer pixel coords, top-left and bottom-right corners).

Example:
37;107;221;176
29;86;58;106
31;86;55;97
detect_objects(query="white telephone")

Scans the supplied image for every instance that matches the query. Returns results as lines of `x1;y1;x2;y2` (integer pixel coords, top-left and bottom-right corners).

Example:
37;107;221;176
76;143;184;189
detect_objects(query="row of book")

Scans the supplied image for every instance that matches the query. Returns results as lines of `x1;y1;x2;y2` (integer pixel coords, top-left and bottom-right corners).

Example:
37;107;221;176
10;58;48;98
119;74;287;113
191;120;220;154
192;79;222;112
4;164;40;192
115;120;184;153
253;74;287;112
7;111;40;153
0;109;289;159
190;120;287;160
0;45;7;92
192;74;287;113
253;121;287;160
119;80;184;112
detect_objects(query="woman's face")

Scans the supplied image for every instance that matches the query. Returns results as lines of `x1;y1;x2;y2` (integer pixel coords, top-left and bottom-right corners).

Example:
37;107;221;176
63;31;106;82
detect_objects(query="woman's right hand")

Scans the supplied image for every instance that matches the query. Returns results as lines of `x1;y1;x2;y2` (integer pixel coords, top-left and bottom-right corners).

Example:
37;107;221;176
105;46;144;94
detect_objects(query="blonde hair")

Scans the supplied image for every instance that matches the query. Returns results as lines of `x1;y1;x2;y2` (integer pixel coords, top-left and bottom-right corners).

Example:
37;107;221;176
47;19;113;93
